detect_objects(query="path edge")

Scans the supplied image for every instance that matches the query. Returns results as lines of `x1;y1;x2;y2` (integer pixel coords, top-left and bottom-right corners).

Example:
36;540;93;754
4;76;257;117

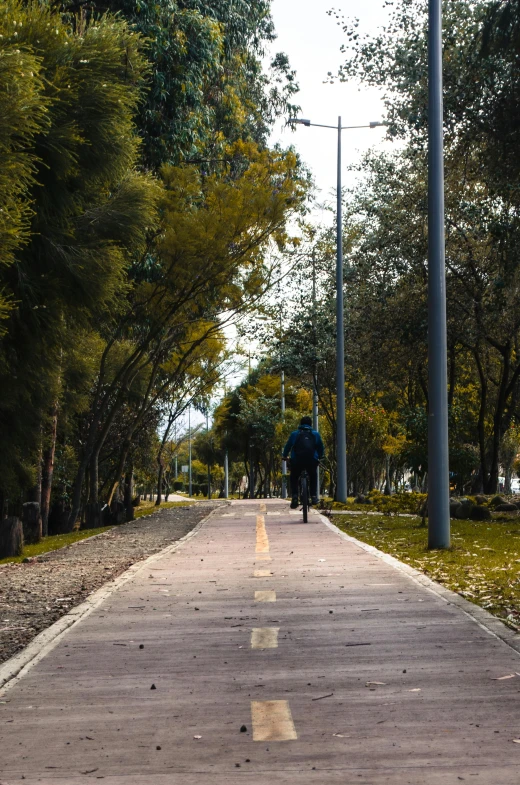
318;512;520;657
0;508;216;694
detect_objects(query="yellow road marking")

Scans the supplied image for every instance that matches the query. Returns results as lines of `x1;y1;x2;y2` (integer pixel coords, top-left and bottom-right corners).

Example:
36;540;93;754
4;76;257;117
259;503;266;512
254;569;272;578
256;514;269;553
255;590;276;602
251;700;297;741
256;554;271;561
251;628;279;649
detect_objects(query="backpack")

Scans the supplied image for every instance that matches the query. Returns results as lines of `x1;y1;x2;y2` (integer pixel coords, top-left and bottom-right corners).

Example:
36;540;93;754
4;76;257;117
293;429;316;461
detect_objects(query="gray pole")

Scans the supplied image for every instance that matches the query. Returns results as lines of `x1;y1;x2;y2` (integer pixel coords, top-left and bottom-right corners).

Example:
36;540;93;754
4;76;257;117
188;407;192;497
224;450;229;499
174;422;178;480
206;410;211;500
336;116;347;503
281;369;287;499
312;251;320;497
427;0;450;548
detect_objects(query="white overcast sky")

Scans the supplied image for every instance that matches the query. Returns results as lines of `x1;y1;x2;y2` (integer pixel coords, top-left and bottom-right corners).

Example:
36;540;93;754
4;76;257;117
268;0;392;219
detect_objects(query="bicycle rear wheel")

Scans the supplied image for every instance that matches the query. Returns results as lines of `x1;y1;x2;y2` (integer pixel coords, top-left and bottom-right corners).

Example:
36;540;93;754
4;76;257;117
301;474;308;523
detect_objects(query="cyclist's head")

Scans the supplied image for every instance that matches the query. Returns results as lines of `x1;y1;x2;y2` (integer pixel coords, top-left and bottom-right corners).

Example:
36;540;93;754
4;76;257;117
300;416;312;427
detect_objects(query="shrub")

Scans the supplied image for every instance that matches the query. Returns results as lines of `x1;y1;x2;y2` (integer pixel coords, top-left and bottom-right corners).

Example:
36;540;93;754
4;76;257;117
469;505;491;521
490;495;507;507
494;503;517;512
173;481;184;491
455;502;474;519
371;492;427;515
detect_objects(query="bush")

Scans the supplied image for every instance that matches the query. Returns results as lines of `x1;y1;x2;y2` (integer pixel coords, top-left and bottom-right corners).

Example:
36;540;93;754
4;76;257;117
450;503;461;519
490;495;507;507
173;481;184;491
371;491;427;515
475;494;487;505
469;505;491;521
455;502;474;520
494;503;518;512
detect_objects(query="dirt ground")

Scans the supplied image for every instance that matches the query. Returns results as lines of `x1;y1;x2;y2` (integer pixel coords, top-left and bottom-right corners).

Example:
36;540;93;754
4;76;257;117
0;502;221;665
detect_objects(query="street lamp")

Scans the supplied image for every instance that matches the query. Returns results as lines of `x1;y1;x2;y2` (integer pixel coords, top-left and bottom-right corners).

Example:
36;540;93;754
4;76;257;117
289;116;385;503
427;0;450;548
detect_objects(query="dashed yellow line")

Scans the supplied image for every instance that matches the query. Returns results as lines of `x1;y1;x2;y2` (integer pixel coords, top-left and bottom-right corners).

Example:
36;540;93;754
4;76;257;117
251;628;279;649
254;569;272;578
255;590;276;602
251;700;297;741
256;514;269;553
259;502;267;513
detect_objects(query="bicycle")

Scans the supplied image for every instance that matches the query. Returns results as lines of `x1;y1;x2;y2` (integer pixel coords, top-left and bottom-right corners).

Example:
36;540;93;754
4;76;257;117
299;468;310;523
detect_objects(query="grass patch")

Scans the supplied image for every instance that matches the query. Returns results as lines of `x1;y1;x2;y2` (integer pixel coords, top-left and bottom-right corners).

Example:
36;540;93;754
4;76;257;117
0;527;113;565
133;500;197;518
332;512;520;631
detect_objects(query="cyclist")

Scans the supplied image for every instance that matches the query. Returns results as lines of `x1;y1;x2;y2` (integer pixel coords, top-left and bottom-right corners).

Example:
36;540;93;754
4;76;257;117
282;416;324;508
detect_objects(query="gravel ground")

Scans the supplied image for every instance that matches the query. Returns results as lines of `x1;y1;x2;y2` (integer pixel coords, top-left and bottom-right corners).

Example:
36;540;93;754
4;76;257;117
0;502;222;666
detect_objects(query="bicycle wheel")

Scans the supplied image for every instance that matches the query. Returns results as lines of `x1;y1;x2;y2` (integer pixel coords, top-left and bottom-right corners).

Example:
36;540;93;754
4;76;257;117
301;474;308;523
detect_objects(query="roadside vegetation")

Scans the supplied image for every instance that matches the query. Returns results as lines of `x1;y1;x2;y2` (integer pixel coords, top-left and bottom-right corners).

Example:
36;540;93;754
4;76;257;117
0;527;113;566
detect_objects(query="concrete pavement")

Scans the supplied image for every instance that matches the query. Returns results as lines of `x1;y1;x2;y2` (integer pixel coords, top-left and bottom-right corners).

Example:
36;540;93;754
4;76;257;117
1;499;520;783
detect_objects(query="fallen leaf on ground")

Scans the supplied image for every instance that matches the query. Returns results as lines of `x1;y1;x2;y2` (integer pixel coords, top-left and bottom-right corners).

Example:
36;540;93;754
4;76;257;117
193;735;202;740
366;682;386;686
492;674;516;680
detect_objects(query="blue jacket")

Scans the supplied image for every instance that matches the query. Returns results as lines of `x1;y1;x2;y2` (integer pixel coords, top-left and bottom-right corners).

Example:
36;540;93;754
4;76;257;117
283;425;324;463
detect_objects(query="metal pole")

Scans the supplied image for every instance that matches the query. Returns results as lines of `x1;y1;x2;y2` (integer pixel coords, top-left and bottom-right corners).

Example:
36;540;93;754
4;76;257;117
174;422;178;480
188;407;192;497
312;251;320;497
281;369;287;499
336;116;347;503
427;0;450;549
249;441;255;499
206;410;211;500
224;450;229;499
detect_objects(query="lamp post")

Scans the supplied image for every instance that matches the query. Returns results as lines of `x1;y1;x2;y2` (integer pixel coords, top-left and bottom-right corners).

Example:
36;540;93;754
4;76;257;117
312;251;320;496
427;0;450;548
188;407;192;497
289;117;384;503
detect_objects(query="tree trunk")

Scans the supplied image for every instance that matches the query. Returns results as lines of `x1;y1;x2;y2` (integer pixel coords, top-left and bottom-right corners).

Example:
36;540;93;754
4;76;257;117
107;441;131;507
505;464;513;495
22;502;41;545
0;517;23;558
84;502;103;529
156;462;164;506
124;467;134;522
28;428;43;505
41;406;58;537
384;455;391;495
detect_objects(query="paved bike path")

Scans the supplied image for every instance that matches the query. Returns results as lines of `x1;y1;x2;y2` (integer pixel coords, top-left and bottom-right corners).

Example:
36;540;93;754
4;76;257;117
1;499;520;783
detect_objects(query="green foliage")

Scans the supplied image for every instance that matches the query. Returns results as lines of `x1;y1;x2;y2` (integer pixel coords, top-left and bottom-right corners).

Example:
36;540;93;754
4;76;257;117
82;0;300;168
0;526;113;565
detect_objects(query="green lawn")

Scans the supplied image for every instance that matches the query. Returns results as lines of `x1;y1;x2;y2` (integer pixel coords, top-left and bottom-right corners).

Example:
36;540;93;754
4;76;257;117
0;527;113;565
332;512;520;631
0;500;198;565
133;500;197;518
